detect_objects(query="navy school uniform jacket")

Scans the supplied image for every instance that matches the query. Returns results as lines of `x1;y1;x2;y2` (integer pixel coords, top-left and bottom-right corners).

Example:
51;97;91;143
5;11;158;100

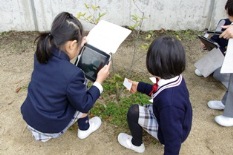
21;47;101;133
137;75;192;155
210;18;231;54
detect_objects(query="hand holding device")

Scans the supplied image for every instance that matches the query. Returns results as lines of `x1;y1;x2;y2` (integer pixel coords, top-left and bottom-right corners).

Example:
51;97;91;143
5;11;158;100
96;61;111;84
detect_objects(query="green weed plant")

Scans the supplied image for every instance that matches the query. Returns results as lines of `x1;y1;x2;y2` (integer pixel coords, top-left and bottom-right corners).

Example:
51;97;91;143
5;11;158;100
90;73;150;128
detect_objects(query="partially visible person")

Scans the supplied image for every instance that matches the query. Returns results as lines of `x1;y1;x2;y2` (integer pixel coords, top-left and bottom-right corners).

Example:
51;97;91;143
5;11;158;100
207;0;233;127
117;36;192;154
194;17;231;88
20;12;111;142
193;1;233;88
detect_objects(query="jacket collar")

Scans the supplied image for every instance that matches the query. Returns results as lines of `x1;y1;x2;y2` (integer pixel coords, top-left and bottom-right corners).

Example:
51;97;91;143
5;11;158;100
52;47;70;61
151;75;183;100
158;75;180;87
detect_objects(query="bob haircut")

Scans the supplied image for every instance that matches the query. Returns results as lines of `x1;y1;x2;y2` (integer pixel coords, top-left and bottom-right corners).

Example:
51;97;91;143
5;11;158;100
146;36;186;79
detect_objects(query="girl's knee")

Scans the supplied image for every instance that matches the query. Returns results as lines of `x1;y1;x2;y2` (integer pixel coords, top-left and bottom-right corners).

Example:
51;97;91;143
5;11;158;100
127;104;139;120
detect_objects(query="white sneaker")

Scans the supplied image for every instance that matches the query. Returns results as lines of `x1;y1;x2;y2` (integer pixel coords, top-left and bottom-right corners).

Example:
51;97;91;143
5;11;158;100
195;69;203;77
215;115;233;127
41;137;52;142
77;116;101;139
117;133;145;153
207;101;225;110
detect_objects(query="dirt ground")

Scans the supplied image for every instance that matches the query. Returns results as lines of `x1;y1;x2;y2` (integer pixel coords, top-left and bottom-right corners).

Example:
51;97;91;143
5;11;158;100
0;31;233;155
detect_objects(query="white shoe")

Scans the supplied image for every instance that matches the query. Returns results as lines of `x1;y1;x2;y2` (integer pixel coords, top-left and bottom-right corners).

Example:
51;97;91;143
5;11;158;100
215;115;233;127
41;137;52;142
207;101;225;110
77;116;101;139
117;133;145;153
195;69;203;77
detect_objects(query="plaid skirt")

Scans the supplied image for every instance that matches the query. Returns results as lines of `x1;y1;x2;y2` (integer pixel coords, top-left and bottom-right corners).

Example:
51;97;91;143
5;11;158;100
138;104;159;139
27;111;82;142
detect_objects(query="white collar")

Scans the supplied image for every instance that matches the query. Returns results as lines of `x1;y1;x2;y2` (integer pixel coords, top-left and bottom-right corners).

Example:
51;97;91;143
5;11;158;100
158;75;180;87
149;75;182;102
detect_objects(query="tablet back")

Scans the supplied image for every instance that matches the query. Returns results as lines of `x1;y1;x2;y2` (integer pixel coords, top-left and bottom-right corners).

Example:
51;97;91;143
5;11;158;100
198;35;219;51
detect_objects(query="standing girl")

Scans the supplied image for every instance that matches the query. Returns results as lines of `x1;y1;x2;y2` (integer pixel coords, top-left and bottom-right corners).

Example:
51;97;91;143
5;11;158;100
118;36;192;154
21;12;111;142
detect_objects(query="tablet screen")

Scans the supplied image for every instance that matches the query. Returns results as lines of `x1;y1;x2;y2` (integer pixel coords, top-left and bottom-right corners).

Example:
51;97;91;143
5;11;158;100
76;44;110;81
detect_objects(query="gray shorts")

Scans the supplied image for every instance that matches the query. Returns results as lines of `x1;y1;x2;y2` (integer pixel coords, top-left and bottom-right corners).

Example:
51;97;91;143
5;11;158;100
138;104;158;139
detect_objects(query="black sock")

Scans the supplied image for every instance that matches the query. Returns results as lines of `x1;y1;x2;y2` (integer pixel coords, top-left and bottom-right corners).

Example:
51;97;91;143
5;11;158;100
78;116;90;130
127;104;143;146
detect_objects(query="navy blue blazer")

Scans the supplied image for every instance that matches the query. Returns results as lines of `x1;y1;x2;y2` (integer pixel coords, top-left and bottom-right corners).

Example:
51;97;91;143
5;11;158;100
210;18;231;54
21;47;101;133
137;76;192;155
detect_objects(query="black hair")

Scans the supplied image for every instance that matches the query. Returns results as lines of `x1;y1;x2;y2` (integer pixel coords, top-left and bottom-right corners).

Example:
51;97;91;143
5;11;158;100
225;0;233;16
35;12;83;63
146;36;186;79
